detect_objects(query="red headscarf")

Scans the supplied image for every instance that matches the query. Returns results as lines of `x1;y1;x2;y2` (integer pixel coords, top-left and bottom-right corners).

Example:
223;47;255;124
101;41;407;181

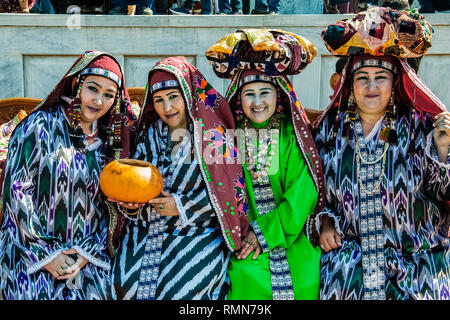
80;55;123;87
149;70;179;94
0;51;136;239
33;51;135;163
238;69;278;88
124;56;249;252
314;53;447;127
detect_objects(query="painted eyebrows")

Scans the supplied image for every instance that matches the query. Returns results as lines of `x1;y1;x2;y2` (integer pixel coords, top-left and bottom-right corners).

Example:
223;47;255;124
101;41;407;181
243;87;274;93
354;70;391;75
153;90;179;99
86;81;117;93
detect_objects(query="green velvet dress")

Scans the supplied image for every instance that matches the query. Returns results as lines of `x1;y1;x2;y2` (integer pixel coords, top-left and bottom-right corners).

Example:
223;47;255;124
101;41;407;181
227;115;320;300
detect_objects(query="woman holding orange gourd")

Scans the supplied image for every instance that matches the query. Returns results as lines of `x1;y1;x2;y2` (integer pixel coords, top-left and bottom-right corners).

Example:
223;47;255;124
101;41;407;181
107;56;248;300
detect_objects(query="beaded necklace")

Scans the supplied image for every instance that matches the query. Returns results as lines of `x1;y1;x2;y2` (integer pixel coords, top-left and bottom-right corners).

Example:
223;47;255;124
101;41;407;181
242;114;294;300
84;120;98;141
243;115;279;184
356;140;389;196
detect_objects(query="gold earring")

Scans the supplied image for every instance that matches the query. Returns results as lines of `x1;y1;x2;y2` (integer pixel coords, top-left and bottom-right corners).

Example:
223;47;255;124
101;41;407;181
389;89;395;106
348;91;355;106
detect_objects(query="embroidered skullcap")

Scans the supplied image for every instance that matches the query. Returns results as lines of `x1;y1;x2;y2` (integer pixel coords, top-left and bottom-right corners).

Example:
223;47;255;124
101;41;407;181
321;7;433;58
206;29;317;79
238;69;278;90
351;53;399;74
149;70;180;95
80;55;123;87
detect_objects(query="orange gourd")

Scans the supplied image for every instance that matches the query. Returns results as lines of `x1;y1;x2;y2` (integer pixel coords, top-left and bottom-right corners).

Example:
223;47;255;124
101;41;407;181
100;159;163;203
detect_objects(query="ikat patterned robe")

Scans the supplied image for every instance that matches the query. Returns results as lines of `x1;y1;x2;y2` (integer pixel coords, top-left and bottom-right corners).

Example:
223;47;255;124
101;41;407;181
0;106;111;300
314;107;450;300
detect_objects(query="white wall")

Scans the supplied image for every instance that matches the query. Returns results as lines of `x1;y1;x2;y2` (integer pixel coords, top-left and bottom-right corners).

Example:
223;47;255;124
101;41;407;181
0;13;449;110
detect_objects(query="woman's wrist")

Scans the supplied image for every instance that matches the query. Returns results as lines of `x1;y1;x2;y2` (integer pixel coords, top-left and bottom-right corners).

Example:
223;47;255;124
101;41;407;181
320;215;335;232
434;139;450;163
437;148;449;163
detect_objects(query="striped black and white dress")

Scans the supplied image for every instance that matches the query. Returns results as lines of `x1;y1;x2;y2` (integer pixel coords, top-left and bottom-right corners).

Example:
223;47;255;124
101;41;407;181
109;120;230;300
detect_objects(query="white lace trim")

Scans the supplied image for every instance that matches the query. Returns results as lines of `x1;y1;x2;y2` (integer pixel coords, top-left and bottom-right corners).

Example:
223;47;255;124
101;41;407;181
26;248;64;275
72;245;111;271
315;210;344;238
172;193;188;226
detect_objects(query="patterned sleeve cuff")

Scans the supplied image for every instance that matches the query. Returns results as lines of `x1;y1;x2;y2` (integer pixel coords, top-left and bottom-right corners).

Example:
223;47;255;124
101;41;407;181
26;248;63;275
72;245;111;271
426;132;450;167
305;215;319;247
250;220;269;253
172;194;188;225
316;208;344;238
312;208;344;241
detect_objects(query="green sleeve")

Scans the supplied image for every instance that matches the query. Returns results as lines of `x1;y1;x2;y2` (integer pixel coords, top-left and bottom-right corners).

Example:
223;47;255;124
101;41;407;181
252;119;318;250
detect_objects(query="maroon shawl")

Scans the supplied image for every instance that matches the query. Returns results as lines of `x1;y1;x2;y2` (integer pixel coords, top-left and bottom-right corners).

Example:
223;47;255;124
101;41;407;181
113;56;249;252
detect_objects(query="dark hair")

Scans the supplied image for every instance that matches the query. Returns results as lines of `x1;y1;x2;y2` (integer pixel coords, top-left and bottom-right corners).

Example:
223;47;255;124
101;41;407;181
406;57;422;73
335;57;348;74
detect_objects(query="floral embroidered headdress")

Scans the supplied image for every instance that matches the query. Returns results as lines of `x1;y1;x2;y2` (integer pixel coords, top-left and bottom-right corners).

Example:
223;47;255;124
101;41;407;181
206;29;326;216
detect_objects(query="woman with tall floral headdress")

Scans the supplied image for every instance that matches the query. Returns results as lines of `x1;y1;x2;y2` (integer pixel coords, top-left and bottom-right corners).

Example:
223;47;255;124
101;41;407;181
107;56;248;300
311;7;450;300
206;29;326;300
0;51;135;300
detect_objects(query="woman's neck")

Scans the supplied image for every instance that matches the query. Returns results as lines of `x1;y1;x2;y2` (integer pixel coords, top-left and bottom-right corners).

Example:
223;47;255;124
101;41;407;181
169;121;188;143
80;119;93;135
358;110;385;137
248;116;272;129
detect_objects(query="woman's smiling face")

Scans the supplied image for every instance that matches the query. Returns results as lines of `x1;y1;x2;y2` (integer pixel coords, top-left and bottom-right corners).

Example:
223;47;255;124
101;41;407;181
352;66;394;116
240;81;277;123
153;88;187;131
79;75;118;124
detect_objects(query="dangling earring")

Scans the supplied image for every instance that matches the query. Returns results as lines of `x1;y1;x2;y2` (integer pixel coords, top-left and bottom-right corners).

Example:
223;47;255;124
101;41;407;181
235;94;244;122
347;90;357;121
276;88;283;116
68;75;85;151
407;104;416;155
380;89;398;144
342;90;356;140
389;88;395;107
111;91;123;160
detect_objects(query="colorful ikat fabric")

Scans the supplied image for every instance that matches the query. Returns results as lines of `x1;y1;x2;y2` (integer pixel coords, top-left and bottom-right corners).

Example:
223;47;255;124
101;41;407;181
0;106;111;299
109;121;230;300
314;107;450;300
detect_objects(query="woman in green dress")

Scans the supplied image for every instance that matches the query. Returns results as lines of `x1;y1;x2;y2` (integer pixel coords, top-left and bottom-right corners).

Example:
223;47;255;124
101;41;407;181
206;29;326;300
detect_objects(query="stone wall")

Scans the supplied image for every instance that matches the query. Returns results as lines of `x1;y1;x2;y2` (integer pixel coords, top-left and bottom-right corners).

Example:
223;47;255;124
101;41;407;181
0;13;449;110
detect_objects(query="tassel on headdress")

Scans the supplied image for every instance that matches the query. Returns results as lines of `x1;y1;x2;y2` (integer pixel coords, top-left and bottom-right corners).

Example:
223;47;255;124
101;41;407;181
112;92;123;159
407;105;416;155
68;74;87;152
326;101;340;153
342;90;356;141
